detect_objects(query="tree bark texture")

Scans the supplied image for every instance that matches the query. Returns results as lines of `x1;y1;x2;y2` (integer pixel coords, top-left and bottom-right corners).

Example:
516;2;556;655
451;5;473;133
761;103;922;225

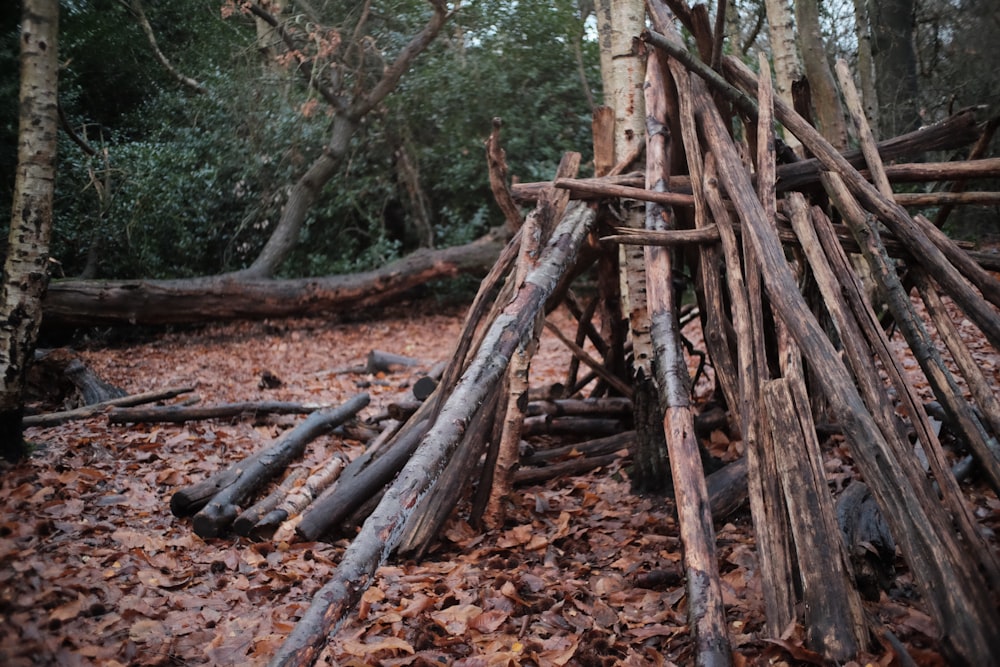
42;231;506;327
268;201;596;667
763;0;803;154
794;0;849;150
190;394;369;538
865;0;920;138
0;0;59;462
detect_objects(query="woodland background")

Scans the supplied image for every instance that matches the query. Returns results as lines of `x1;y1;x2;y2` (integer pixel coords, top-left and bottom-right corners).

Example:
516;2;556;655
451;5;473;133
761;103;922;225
1;0;998;286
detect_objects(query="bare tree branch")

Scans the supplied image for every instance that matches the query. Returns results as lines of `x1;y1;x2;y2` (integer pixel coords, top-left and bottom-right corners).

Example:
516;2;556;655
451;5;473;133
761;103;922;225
119;0;207;94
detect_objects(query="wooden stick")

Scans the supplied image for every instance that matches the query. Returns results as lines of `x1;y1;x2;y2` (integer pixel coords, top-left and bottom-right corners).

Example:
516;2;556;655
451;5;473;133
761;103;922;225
700;58;1000;664
24;385;194;427
644;43;732;667
723;55;1000;350
267;201;597;667
109;400;330;424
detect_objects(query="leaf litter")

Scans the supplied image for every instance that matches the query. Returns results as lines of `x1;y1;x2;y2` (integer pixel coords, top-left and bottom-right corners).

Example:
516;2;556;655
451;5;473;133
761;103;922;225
1;296;996;666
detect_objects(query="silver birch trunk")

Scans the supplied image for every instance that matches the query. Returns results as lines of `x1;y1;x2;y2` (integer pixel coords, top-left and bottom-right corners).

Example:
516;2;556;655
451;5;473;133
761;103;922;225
0;0;60;461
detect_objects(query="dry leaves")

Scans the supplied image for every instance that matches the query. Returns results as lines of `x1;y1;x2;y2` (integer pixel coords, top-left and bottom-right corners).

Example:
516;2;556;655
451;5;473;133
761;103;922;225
0;297;991;666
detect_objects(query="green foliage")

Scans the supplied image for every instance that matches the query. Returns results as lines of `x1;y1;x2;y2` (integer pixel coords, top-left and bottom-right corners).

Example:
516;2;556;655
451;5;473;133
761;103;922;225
7;1;602;279
389;0;600;244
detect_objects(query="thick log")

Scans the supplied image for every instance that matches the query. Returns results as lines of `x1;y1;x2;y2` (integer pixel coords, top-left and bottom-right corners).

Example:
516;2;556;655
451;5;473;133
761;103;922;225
24;386;194;428
41;230;507;328
170;393;367;519
109;400;329;424
267;201;597;667
933;118;1000;228
190;394;369;538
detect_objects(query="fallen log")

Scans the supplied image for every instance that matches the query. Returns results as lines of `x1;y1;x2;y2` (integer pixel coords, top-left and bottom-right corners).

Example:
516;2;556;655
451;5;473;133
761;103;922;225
190;394;369;538
170;393;368;519
109;400;330;424
41;229;507;328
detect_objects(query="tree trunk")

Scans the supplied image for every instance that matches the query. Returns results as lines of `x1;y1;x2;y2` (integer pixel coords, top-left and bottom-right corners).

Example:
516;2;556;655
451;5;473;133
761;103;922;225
0;0;59;462
763;0;804;154
794;0;849;150
851;0;879;129
41;230;506;328
865;0;920;137
597;0;669;494
242;116;357;278
233;1;451;278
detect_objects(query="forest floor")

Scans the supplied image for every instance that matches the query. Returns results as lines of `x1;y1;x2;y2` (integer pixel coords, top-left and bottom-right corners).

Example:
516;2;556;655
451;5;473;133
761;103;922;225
1;293;998;666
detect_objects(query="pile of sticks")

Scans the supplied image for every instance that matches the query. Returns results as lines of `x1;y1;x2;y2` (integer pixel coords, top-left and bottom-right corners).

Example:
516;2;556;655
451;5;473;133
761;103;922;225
191;3;1000;666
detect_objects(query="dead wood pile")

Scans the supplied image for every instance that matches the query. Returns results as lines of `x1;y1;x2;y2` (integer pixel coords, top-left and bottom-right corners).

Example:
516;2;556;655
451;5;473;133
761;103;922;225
166;3;1000;665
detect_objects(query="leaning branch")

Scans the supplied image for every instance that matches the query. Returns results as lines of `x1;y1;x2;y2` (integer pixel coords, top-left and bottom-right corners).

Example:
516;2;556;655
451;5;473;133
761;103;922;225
120;0;206;94
267;201;596;667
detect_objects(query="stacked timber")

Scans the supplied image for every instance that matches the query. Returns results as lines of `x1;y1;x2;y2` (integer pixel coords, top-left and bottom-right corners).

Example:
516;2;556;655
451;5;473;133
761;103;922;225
172;2;1000;666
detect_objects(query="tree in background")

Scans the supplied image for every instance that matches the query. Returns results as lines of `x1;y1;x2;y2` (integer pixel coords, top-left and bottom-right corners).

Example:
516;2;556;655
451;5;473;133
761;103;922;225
232;0;455;278
795;0;848;150
864;0;920;138
1;0;59;461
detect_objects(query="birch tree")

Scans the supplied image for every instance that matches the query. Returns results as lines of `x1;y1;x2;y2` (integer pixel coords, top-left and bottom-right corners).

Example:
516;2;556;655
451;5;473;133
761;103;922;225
764;0;803;153
0;0;60;461
595;0;671;492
